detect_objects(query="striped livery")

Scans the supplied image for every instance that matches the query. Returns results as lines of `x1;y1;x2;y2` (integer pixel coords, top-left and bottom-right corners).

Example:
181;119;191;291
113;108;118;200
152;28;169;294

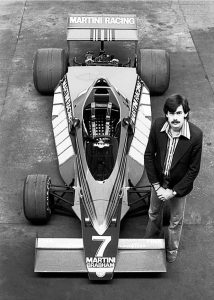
90;29;116;41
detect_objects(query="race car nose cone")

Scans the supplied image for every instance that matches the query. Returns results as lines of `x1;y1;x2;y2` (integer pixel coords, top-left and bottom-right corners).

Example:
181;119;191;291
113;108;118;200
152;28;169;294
94;222;108;236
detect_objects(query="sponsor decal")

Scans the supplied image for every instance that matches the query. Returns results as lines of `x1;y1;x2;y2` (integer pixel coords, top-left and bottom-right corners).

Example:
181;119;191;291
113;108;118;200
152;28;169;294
69;16;135;26
86;236;115;277
130;76;144;125
61;76;73;124
86;257;116;268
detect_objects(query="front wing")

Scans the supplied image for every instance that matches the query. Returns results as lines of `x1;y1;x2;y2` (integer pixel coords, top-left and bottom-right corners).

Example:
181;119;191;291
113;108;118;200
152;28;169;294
35;238;166;279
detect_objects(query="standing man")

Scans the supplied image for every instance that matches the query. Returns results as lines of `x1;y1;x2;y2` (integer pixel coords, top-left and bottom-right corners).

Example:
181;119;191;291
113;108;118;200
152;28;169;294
144;94;203;263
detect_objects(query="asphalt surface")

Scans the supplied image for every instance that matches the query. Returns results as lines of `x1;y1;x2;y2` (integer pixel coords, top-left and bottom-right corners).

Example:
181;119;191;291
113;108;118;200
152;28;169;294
0;1;214;299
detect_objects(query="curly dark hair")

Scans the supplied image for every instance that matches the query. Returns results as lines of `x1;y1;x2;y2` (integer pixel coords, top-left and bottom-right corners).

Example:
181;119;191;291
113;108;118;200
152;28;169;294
163;94;190;119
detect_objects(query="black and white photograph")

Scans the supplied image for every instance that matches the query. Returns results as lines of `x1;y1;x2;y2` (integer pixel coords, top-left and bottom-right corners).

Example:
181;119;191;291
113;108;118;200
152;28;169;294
0;0;213;299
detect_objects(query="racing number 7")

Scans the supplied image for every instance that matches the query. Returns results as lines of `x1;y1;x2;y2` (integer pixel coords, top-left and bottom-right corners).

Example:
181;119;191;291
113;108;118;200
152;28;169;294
92;236;111;257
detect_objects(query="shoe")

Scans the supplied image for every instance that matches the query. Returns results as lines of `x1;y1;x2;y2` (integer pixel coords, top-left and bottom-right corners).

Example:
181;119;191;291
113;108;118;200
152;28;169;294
166;251;177;263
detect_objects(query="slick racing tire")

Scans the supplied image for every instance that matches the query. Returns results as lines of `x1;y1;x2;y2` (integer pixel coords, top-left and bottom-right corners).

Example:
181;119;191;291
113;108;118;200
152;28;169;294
33;48;68;94
137;49;170;95
23;174;52;224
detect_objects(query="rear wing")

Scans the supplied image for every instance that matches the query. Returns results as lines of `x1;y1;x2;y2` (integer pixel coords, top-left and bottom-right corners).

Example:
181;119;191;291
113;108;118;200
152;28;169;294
67;14;138;41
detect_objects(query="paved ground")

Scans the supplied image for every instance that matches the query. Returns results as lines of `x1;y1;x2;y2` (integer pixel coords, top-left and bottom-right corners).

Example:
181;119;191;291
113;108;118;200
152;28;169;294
0;1;214;299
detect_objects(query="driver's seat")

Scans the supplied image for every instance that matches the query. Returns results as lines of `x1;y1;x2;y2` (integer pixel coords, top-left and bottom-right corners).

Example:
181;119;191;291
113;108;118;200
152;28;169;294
85;101;118;180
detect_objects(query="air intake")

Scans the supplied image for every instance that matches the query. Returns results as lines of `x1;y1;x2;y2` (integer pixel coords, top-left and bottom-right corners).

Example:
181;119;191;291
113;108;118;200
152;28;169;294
94;78;109;87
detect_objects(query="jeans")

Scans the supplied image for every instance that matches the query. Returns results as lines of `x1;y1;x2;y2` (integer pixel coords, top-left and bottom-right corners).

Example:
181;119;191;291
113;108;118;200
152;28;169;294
145;188;186;255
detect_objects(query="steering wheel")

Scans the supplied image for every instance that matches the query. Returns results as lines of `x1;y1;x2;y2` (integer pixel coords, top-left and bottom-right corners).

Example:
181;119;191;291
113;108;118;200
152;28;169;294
85;135;113;148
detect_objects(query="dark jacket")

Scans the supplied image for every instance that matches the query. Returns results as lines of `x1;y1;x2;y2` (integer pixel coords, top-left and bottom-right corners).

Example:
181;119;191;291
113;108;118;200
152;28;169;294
144;117;203;197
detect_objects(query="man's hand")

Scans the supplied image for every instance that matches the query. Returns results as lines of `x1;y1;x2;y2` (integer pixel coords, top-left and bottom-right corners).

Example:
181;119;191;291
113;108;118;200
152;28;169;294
156;188;174;201
156;187;168;201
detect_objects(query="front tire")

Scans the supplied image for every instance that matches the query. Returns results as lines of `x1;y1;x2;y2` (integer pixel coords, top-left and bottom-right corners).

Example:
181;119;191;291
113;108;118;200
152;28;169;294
33;48;68;94
23;174;52;224
137;49;170;95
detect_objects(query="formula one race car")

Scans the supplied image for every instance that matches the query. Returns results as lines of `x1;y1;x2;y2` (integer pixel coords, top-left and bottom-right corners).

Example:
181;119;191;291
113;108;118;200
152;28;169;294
23;14;170;280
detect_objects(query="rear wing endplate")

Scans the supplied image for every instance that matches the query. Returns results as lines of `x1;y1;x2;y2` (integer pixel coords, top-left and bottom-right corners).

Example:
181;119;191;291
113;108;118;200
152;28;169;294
67;14;138;41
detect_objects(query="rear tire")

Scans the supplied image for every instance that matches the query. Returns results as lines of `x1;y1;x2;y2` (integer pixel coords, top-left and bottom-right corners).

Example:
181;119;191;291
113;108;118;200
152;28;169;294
137;49;170;95
23;174;52;224
33;48;68;94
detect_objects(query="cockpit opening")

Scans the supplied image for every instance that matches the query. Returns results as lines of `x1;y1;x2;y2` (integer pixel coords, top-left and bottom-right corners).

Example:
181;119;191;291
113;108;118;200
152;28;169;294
83;85;120;181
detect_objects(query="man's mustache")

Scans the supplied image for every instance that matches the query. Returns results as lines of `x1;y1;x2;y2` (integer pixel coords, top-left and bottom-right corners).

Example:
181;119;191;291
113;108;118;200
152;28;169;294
171;120;180;124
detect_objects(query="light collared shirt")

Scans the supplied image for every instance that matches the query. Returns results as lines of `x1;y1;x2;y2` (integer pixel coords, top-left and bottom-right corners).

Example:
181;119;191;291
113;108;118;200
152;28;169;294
160;120;190;176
